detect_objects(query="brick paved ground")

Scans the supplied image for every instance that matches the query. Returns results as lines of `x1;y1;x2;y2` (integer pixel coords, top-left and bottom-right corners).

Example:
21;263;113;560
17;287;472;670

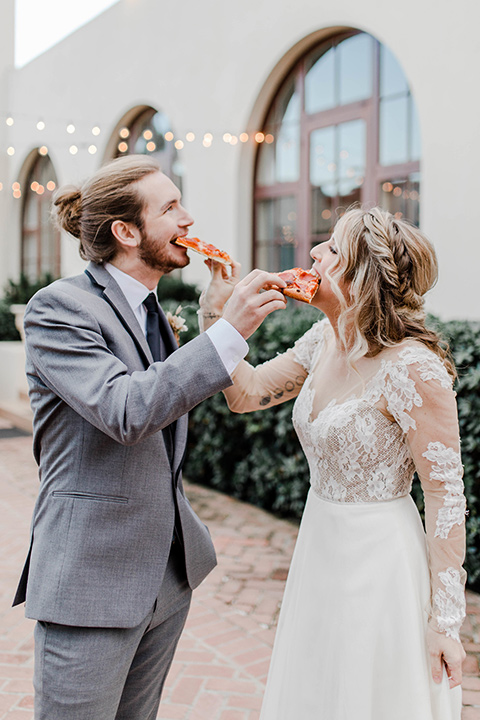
1;416;479;719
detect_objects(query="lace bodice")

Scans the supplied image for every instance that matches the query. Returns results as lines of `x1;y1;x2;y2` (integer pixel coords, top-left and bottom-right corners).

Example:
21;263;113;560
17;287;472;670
223;318;467;642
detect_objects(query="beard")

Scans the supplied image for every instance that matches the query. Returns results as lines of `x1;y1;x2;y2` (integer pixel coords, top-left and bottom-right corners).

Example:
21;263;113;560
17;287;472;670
138;227;190;274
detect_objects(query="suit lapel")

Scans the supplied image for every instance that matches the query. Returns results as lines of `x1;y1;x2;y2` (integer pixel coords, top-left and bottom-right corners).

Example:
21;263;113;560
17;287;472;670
85;262;153;367
85;263;186;472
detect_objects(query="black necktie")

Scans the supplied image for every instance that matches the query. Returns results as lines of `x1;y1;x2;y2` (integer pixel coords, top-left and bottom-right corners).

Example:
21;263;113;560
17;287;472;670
143;292;163;362
143;292;175;462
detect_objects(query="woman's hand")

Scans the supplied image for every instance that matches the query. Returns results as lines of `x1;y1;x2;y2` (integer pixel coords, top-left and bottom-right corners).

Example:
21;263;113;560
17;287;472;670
200;258;242;314
222;269;287;340
427;626;466;689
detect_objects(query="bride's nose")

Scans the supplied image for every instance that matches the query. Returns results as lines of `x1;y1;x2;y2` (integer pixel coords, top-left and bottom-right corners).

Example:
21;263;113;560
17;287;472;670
310;243;323;261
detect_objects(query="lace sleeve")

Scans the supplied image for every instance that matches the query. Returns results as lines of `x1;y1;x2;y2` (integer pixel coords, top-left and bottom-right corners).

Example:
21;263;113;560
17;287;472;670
383;346;467;642
223;319;328;413
292;318;330;372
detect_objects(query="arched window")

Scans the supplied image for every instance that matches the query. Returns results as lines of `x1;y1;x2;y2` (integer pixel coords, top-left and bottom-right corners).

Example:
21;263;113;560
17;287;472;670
113;106;183;190
254;32;421;271
22;153;60;280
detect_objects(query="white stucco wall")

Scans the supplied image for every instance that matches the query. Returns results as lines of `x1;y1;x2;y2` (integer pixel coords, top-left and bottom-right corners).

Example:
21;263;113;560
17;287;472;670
1;0;478;318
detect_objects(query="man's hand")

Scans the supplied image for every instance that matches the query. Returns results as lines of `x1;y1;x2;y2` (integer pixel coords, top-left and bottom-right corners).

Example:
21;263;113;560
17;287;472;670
222;269;287;340
427;626;466;689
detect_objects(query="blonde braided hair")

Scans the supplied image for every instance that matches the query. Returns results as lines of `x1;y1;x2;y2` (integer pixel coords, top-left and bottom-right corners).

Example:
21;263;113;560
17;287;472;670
327;207;456;379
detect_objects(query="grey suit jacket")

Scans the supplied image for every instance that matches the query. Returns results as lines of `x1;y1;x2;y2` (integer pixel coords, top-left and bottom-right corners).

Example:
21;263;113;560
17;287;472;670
13;262;232;628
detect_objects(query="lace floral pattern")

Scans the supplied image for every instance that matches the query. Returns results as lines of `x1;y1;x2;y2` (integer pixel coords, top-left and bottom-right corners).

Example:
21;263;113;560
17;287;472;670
293;382;415;504
293;320;328;372
433;568;466;641
290;324;466;639
422;442;466;539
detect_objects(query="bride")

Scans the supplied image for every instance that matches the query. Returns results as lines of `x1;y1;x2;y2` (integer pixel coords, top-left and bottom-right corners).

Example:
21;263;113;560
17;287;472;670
200;207;466;719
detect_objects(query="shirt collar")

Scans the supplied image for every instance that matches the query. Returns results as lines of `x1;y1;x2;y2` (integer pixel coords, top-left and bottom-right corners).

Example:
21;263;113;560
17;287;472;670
104;262;157;313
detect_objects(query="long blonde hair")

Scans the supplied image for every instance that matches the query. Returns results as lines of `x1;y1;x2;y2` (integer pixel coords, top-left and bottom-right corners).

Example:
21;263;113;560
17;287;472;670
327;207;456;379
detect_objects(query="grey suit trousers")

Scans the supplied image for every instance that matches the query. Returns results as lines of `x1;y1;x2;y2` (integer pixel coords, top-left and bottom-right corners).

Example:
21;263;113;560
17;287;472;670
33;541;192;720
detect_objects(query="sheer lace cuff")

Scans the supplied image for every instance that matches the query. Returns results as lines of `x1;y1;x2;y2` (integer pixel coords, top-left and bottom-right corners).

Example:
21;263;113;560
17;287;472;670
430;567;467;642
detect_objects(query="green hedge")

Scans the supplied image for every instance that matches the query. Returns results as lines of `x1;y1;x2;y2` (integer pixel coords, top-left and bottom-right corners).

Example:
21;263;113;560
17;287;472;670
170;299;480;589
0;273;57;342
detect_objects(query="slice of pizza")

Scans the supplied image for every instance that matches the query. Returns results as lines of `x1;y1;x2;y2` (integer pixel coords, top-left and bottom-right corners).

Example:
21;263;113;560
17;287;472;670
277;267;320;304
173;236;233;266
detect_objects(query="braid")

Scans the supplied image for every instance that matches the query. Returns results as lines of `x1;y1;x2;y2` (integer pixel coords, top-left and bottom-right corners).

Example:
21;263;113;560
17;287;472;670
331;207;456;380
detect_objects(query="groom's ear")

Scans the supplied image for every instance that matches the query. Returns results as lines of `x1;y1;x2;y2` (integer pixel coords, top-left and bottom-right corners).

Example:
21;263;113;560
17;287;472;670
111;220;141;250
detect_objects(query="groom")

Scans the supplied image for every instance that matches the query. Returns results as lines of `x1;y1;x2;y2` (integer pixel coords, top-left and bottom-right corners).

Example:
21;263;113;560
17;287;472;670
12;155;286;719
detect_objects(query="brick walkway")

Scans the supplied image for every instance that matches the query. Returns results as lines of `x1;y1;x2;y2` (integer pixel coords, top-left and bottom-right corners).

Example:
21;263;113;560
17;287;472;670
0;418;479;719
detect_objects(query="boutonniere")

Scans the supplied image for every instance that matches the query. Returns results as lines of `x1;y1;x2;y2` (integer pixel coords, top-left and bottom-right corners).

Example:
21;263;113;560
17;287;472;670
166;305;188;343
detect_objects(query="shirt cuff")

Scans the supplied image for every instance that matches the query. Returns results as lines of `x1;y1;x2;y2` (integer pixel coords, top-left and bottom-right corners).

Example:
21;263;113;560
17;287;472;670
205;318;248;376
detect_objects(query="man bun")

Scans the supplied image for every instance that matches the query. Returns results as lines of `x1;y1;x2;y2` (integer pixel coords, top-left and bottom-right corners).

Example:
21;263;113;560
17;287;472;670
52;186;82;239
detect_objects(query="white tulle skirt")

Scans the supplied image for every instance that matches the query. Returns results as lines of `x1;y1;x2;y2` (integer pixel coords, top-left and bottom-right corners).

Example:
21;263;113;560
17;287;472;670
260;489;461;720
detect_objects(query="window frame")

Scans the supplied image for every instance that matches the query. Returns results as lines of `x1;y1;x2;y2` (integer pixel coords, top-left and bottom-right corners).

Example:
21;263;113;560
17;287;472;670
253;31;420;270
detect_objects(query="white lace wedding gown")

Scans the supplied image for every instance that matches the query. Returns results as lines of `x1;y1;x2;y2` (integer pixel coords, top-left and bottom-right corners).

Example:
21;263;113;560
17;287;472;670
224;318;466;720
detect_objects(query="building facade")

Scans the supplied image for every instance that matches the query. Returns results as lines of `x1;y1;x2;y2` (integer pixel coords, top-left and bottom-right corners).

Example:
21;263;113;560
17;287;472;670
0;0;478;319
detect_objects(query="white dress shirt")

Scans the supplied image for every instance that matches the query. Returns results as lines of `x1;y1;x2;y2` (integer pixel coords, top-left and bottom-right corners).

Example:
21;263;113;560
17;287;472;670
104;263;248;376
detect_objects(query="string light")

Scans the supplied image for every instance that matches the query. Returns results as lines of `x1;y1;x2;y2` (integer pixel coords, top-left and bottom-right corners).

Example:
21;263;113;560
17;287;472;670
7;147;15;155
143;129;153;140
46;181;56;191
165;131;174;142
92;126;101;136
146;141;156;152
6;117;14;126
119;127;130;139
254;132;265;143
38;146;48;156
88;145;97;154
240;133;249;142
69;145;78;155
118;141;128;153
223;133;232;143
186;132;195;142
66;124;76;134
174;140;184;150
36;120;45;130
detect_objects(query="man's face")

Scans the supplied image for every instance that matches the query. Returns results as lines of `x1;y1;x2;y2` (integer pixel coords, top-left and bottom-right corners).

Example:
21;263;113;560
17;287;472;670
136;171;193;273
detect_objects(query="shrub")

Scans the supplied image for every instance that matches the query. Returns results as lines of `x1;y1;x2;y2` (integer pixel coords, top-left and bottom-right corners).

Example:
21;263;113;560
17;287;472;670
0;272;58;341
3;272;56;305
0;301;20;341
180;302;480;589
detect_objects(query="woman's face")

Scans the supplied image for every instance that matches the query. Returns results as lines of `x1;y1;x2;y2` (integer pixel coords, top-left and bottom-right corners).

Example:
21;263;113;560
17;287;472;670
309;236;347;314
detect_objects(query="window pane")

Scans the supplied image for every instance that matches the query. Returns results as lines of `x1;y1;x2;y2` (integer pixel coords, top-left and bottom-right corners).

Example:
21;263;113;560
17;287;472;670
264;85;301;184
255;197;296;271
305;47;335;114
380;96;408;166
379;173;420;225
276;120;300;183
338;119;366;207
310;126;336;188
311;188;334;235
257;142;276;186
338;34;373;106
256;199;275;242
271;77;300;126
338;120;366;185
380;46;408;98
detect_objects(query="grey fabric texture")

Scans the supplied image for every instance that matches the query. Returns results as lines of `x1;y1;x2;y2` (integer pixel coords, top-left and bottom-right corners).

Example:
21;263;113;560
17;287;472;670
33;544;192;720
13;262;232;628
